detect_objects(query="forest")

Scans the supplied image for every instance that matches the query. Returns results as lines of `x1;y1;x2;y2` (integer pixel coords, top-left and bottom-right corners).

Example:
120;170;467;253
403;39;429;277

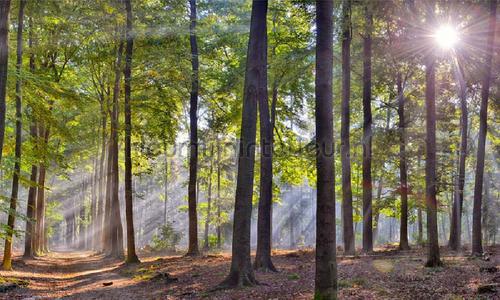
0;0;498;299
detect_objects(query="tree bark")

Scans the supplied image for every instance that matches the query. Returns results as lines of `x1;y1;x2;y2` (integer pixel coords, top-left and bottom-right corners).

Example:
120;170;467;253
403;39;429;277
109;40;124;258
254;6;276;269
397;73;410;250
2;0;25;270
23;16;37;259
218;0;267;288
341;0;355;256
123;0;139;264
314;1;337;298
0;0;11;166
164;146;168;227
97;99;107;252
449;59;467;251
424;54;441;267
187;0;200;256
204;145;214;250
362;2;373;254
216;140;222;249
472;0;496;256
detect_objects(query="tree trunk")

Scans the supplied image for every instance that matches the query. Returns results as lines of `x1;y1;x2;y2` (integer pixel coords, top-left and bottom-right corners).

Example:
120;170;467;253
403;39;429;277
216;140;222;249
254;7;276;269
23;16;37;259
204;145;214;250
123;0;139;264
314;1;337;298
449;59;467;251
218;0;267;288
424;54;441;267
397;73;410;250
2;0;25;270
187;0;200;256
340;0;355;256
472;0;496;256
0;0;11;165
97;99;107;252
362;2;373;254
90;157;98;250
103;129;112;253
110;40;124;258
164;146;168;227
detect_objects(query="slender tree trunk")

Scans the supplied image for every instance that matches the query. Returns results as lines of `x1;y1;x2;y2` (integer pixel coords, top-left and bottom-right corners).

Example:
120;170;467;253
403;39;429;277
123;0;139;264
216;140;222;249
164;146;168;227
103;128;112;253
35;162;47;253
79;178;86;250
397;73;410;250
110;40;124;258
0;0;11;165
424;54;441;267
204;145;214;250
218;0;267;288
91;157;98;250
254;7;276;269
449;60;467;251
97;100;107;252
362;2;373;254
314;1;337;298
472;0;496;256
341;0;355;256
187;0;200;256
24;16;37;259
2;0;25;270
373;176;383;244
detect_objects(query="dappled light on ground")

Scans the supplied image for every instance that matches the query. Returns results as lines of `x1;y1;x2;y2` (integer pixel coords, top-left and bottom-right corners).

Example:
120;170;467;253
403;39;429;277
0;245;498;299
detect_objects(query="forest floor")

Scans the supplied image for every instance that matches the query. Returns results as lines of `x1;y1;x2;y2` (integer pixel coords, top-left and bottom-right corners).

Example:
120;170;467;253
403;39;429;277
0;245;498;299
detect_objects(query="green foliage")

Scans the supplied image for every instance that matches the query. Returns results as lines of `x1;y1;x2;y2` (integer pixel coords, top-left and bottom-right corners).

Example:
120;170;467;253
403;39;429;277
150;222;182;252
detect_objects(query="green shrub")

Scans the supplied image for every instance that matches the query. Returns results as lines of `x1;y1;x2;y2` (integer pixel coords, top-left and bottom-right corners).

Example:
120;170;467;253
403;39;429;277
151;222;181;251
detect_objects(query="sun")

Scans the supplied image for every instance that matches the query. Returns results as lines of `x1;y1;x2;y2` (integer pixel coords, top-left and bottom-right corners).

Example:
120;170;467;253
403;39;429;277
434;25;459;50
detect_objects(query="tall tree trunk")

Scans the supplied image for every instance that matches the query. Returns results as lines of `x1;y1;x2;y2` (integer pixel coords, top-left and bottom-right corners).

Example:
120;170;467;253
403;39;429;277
472;0;496;256
362;2;373;254
91;157;98;250
23;16;37;259
123;0;139;264
97;100;107;252
254;5;276;269
216;140;222;249
449;59;468;251
2;0;25;270
424;54;441;267
110;40;124;258
103;129;112;253
341;0;355;256
164;146;168;227
187;0;200;256
218;0;267;288
314;1;337;298
204;145;214;250
373;176;383;244
79;178;86;250
0;0;11;165
397;73;410;250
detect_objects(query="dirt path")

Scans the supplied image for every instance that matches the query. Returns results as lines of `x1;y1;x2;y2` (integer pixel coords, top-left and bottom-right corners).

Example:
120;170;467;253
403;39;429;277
0;251;137;299
0;246;498;299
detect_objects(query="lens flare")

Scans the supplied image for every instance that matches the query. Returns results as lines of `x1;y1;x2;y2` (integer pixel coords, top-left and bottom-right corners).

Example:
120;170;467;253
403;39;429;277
434;25;459;50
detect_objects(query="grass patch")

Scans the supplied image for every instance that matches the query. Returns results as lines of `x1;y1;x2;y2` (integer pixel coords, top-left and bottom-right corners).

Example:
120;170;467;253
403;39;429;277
287;273;300;280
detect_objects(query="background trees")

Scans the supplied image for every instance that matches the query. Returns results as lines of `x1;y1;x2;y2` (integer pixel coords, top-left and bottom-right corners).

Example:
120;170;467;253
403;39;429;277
0;0;495;284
